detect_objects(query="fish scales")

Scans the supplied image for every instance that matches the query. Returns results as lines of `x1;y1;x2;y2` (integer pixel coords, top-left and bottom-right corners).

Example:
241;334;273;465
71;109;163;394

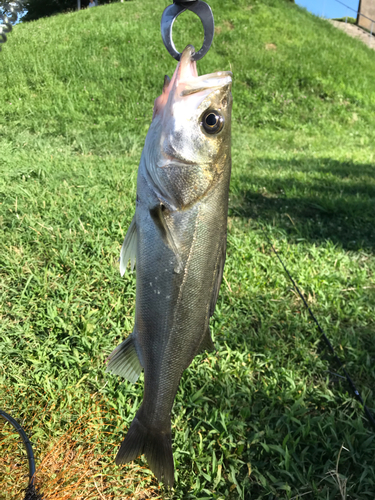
107;45;232;487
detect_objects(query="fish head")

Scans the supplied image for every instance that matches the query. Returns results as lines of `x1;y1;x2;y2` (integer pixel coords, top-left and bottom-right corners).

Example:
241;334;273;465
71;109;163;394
144;45;232;209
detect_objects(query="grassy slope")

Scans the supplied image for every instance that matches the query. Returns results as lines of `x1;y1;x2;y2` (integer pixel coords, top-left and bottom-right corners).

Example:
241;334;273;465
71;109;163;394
0;0;374;498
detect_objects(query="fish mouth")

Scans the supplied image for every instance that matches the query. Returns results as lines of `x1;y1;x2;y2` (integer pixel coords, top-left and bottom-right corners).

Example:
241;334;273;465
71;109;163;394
157;154;198;169
177;45;232;96
177;45;199;81
157;143;198;169
154;45;232;117
179;72;232;96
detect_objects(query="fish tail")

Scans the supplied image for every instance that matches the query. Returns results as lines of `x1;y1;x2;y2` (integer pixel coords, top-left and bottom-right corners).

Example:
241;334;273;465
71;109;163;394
116;409;174;487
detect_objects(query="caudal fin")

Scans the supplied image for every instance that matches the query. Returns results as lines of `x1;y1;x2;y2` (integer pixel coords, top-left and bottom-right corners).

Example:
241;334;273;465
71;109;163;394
116;412;174;487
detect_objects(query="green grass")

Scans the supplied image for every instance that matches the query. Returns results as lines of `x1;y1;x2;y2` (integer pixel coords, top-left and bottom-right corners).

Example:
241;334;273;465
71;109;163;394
332;17;357;25
0;0;374;498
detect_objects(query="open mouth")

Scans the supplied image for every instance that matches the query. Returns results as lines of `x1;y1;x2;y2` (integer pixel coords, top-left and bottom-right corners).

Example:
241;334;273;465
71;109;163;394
180;72;232;96
157;155;198;169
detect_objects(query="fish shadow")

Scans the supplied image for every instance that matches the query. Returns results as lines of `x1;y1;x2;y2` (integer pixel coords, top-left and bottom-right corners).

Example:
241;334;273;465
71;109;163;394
176;156;375;495
229;157;375;252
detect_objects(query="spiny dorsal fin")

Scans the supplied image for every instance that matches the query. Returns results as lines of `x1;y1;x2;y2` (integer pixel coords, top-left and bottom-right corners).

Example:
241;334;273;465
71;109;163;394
210;234;227;317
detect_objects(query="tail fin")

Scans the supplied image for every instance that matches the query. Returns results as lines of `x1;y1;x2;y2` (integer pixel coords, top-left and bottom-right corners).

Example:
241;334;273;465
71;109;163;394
116;411;174;487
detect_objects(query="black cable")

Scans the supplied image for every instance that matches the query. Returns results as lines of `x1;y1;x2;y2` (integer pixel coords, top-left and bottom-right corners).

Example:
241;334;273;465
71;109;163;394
260;226;375;431
0;409;43;500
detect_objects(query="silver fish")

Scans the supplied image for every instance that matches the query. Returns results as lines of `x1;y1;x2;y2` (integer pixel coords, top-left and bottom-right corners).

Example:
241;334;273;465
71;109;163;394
107;45;232;487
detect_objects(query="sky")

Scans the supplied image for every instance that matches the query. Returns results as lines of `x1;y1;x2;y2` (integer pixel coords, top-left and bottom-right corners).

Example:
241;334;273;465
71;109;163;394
8;0;362;25
295;0;360;19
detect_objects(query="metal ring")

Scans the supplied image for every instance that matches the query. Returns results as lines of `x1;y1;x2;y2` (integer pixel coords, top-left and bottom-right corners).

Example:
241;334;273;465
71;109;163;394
0;1;26;49
161;1;214;61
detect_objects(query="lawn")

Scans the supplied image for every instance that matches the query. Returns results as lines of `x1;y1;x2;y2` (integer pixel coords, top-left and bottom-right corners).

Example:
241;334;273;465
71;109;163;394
0;0;374;498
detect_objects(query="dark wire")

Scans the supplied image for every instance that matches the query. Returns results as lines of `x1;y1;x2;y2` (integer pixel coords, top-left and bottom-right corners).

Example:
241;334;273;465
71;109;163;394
260;226;375;431
0;409;43;500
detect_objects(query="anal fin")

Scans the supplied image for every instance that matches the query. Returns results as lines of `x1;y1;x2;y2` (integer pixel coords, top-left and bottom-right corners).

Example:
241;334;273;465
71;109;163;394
120;215;137;276
106;334;142;384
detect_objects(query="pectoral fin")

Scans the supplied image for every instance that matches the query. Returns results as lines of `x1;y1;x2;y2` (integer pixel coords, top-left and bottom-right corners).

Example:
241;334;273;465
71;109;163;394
150;204;183;273
120;216;137;276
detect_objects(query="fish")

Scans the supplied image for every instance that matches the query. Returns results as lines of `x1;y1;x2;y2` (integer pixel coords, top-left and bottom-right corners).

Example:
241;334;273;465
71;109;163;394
106;45;232;487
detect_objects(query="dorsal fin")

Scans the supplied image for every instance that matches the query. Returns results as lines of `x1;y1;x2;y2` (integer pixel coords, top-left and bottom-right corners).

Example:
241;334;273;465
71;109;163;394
210;234;227;317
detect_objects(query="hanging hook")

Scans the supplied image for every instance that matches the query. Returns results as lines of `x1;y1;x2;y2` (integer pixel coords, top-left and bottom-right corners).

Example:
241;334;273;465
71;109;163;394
161;0;214;61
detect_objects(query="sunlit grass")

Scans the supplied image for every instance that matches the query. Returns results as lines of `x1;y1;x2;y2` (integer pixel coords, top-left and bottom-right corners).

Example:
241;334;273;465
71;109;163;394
0;0;374;498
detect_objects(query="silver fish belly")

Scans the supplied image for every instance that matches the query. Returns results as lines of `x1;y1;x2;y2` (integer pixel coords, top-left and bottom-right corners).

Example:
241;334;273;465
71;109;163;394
107;45;232;487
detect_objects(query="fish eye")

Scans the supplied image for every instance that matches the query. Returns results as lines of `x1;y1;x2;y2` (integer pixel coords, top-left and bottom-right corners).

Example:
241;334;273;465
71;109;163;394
201;110;224;134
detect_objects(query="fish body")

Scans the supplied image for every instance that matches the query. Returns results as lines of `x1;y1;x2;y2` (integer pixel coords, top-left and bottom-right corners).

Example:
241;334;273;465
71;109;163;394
107;45;232;486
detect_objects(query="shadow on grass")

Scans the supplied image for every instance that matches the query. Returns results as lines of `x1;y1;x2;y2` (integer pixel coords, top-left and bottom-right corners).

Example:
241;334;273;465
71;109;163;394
230;157;375;252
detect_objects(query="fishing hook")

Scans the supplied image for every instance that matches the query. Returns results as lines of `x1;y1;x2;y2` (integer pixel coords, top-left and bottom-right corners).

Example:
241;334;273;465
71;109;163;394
0;1;26;49
161;0;215;61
